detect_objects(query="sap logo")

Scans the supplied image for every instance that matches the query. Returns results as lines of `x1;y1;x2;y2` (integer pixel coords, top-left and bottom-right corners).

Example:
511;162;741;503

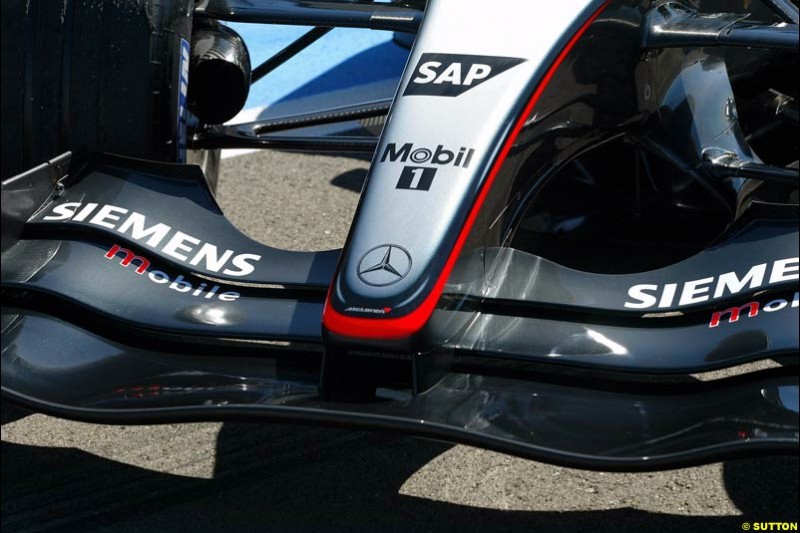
404;53;525;97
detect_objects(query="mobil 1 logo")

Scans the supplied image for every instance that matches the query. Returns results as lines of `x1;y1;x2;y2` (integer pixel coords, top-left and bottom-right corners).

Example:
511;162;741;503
397;167;437;191
404;53;525;97
381;142;476;191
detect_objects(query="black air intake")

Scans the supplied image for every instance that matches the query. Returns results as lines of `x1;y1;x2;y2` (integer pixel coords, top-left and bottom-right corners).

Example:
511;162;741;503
188;23;251;125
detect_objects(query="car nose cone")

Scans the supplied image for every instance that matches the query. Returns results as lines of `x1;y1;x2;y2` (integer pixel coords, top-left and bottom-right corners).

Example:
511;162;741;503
357;244;412;286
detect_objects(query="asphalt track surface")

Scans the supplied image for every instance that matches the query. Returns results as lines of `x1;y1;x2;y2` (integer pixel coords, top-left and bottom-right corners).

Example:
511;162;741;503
2;150;798;532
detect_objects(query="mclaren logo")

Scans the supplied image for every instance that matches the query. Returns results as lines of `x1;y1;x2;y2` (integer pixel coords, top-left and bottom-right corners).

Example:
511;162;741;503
404;53;525;97
357;245;412;287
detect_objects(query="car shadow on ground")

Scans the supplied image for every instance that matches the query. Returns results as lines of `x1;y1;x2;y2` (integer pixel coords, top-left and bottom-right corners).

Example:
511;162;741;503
2;401;797;533
330;168;369;193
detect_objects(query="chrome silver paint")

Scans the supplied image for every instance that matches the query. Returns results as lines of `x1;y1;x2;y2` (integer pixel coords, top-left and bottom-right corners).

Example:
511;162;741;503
334;0;605;316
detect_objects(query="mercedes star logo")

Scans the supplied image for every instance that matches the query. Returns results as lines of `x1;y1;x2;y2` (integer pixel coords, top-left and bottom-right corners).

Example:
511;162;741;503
357;245;412;286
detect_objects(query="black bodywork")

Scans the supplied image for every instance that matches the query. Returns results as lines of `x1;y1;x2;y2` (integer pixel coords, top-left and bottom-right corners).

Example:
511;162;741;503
1;0;798;471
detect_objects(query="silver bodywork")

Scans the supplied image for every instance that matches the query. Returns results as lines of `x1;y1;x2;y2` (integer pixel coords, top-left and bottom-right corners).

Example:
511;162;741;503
335;0;604;315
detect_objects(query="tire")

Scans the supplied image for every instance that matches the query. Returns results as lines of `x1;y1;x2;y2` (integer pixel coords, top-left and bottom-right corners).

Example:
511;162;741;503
0;0;219;191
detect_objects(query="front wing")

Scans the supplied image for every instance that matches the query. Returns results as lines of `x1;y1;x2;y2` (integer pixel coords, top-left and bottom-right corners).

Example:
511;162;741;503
1;153;797;471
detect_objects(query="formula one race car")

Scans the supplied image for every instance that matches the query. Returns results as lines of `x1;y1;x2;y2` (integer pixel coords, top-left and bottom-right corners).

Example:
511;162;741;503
1;0;798;471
